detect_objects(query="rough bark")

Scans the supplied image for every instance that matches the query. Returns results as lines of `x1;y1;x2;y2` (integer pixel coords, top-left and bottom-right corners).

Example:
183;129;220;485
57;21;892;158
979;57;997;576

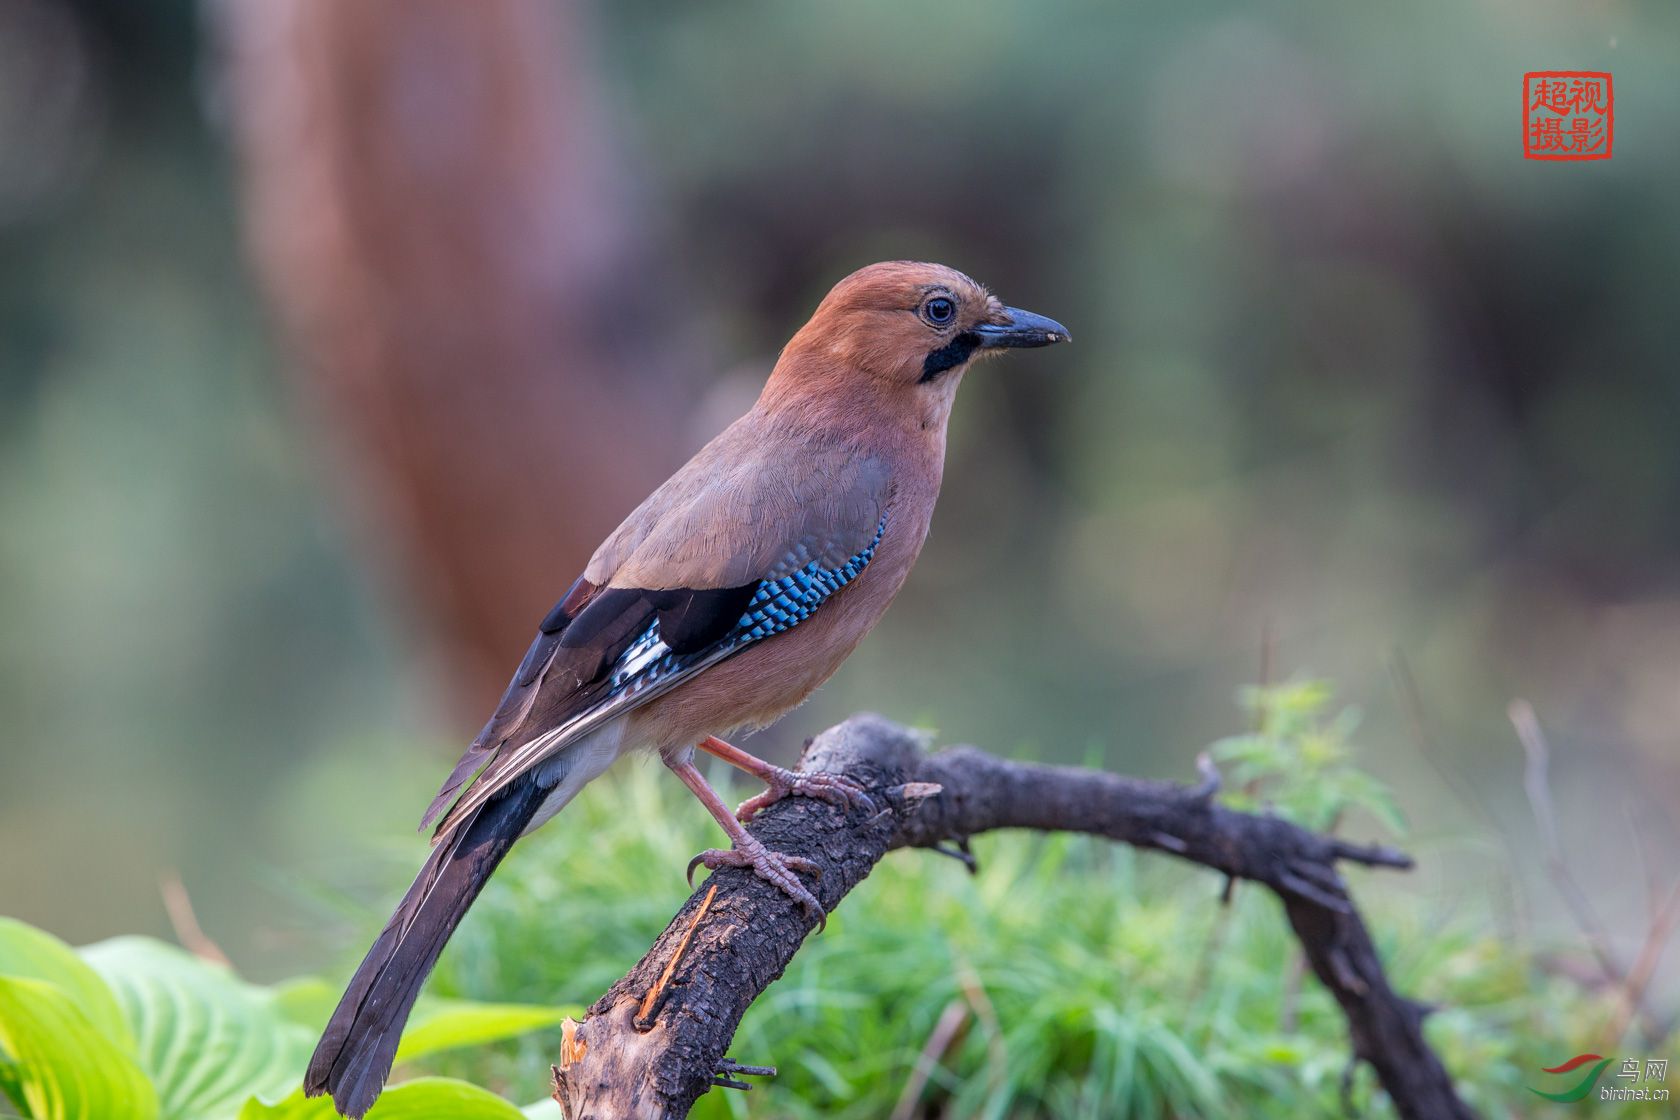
553;714;1475;1120
214;0;689;709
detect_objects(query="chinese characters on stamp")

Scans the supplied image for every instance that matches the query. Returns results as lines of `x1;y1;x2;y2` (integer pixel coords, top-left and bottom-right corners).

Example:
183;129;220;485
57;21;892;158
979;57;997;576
1523;71;1613;160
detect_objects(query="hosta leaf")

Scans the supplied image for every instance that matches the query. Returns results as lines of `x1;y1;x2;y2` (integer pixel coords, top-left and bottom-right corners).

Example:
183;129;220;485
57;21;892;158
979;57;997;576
266;978;336;1035
0;918;133;1053
395;998;575;1063
239;1078;525;1120
0;976;158;1120
272;977;573;1064
0;1060;24;1115
81;938;311;1120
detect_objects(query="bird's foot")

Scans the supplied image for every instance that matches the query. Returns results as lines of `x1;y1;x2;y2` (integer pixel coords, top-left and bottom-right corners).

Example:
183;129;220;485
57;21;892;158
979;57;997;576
686;833;826;926
735;766;874;822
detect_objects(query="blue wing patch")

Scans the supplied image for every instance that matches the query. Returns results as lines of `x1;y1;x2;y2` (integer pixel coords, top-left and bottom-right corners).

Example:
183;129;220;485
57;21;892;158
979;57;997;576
606;513;889;700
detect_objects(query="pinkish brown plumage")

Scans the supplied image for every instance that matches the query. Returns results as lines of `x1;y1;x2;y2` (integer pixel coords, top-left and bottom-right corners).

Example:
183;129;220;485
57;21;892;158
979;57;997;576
304;261;1067;1118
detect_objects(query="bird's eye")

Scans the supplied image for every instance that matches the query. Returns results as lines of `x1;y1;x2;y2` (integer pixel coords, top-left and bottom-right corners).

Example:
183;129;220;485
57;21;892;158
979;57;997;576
923;296;956;326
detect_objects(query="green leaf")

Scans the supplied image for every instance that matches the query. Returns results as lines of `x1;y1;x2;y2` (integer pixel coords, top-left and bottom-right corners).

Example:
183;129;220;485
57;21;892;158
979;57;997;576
271;977;573;1064
394;997;574;1063
0;919;133;1054
239;1079;526;1120
80;938;311;1120
0;976;158;1120
0;1060;25;1115
1206;734;1268;763
267;979;337;1035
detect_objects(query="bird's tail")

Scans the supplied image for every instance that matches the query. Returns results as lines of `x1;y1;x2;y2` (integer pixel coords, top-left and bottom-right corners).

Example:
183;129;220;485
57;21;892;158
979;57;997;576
303;779;544;1119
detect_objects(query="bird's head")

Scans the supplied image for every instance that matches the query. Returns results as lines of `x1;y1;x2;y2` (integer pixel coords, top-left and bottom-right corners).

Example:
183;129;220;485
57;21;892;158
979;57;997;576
764;261;1068;426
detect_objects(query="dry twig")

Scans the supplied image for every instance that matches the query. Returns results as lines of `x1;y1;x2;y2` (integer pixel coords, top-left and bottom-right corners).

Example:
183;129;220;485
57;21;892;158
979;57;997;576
158;871;231;967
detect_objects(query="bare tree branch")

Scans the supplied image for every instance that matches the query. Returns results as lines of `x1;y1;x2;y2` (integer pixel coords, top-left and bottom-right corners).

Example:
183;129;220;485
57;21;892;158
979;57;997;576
550;715;1472;1120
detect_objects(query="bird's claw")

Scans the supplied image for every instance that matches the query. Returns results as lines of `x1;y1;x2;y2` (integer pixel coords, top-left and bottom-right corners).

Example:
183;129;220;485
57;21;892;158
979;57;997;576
685;838;827;929
735;766;875;822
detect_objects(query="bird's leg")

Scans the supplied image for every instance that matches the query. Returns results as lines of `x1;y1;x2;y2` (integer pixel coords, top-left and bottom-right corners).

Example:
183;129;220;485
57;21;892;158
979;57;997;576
695;735;873;822
664;755;826;922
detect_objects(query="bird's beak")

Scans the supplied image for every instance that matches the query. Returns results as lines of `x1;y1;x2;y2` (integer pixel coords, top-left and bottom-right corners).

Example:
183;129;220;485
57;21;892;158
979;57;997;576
973;306;1070;350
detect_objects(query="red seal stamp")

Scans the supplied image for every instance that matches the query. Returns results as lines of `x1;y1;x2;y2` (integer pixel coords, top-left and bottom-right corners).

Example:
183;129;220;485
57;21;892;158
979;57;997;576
1523;72;1613;160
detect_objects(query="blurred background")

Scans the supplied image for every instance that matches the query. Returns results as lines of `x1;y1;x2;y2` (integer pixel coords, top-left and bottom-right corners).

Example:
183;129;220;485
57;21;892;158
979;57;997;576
1;0;1676;1030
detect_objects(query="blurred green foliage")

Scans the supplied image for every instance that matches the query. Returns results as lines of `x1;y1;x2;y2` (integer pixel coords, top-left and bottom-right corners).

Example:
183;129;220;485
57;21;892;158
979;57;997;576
1210;679;1407;835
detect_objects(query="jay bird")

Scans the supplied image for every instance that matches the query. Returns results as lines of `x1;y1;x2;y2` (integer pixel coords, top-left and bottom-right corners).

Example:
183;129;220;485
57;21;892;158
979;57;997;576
304;261;1067;1117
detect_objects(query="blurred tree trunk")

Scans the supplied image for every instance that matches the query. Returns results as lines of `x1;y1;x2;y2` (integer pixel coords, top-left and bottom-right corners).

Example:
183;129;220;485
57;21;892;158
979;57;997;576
214;0;688;715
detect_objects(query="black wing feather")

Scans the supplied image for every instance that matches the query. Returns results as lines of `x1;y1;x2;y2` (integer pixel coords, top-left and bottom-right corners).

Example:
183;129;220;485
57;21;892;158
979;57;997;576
647;585;761;654
420;580;757;831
